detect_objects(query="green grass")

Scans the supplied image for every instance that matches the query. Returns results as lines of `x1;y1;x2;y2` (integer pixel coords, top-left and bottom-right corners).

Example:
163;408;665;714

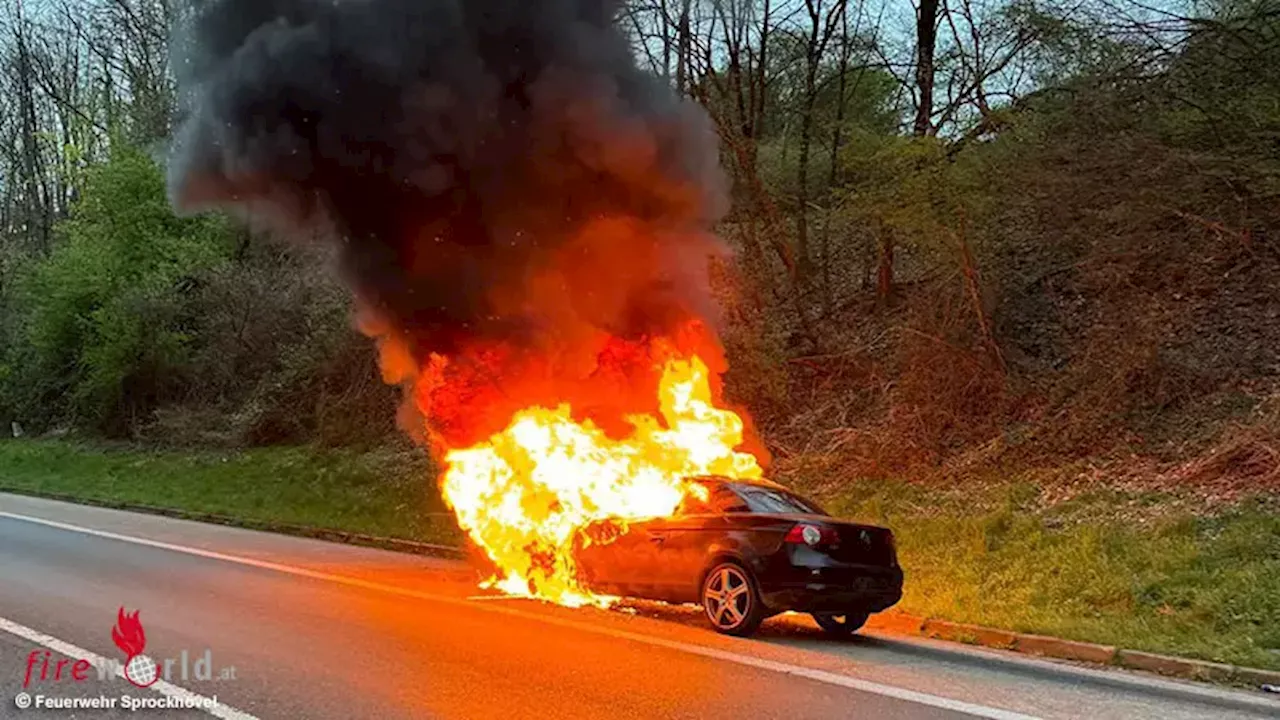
2;439;1276;671
815;477;1280;671
0;439;462;545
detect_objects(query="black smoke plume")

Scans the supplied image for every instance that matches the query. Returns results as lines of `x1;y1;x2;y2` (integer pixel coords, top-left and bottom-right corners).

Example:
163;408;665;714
168;0;728;368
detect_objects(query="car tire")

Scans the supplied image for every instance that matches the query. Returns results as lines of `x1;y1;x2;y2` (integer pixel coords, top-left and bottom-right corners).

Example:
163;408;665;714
701;561;764;637
812;611;870;637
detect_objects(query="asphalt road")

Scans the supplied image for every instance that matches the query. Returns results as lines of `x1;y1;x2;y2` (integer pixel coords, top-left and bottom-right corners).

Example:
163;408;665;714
1;494;1277;720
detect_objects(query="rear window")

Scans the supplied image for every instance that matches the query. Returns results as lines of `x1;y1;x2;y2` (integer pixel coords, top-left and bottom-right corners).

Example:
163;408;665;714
679;481;750;514
731;485;827;515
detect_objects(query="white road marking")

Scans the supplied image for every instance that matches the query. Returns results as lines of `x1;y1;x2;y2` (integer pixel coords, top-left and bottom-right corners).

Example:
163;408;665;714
0;615;258;720
0;509;1037;720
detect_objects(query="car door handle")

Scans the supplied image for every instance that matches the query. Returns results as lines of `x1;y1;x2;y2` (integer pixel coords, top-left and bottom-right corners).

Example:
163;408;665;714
648;534;666;545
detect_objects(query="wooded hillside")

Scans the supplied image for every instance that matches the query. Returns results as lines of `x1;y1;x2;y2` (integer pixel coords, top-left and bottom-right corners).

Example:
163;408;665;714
0;0;1277;498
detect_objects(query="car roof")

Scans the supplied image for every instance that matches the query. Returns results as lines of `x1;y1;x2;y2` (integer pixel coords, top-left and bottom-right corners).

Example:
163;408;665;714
686;475;790;492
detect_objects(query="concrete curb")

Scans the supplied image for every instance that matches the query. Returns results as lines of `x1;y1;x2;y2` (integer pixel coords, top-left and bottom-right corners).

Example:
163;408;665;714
867;611;1280;692
0;486;464;559
4;486;1277;695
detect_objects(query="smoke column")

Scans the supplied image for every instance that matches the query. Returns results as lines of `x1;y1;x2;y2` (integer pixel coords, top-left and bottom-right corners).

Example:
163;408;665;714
168;0;733;446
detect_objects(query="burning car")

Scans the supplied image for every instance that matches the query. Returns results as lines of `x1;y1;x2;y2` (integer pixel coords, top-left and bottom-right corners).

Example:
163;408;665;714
573;475;903;637
171;0;885;639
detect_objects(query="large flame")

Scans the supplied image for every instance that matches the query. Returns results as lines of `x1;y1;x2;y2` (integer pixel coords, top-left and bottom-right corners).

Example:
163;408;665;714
439;352;762;607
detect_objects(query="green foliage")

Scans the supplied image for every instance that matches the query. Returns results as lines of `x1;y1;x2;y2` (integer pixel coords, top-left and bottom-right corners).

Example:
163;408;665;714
170;247;399;447
838;132;956;236
752;66;903;202
0;142;397;445
758;30;902;142
1160;1;1280;163
1;147;233;433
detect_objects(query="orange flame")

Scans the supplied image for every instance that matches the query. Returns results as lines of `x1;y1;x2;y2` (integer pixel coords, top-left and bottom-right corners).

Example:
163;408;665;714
439;352;762;606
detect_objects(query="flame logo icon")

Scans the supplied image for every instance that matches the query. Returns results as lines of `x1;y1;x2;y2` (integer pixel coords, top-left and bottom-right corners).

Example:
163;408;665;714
111;607;158;688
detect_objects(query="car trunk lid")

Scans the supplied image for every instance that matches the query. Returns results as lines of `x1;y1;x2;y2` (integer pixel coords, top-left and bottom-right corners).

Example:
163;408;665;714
761;513;898;566
823;521;896;566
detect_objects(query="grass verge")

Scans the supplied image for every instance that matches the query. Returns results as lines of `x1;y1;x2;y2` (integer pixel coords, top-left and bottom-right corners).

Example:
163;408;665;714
812;476;1280;671
2;439;1276;671
0;439;461;545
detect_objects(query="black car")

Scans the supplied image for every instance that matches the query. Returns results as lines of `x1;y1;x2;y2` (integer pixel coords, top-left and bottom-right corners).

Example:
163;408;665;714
573;475;903;637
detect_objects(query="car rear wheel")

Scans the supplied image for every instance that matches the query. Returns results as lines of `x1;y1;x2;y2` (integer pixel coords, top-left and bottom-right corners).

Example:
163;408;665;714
701;561;764;637
812;611;869;637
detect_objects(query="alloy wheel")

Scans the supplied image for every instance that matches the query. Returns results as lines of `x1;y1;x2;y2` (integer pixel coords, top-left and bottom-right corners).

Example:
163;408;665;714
703;564;752;631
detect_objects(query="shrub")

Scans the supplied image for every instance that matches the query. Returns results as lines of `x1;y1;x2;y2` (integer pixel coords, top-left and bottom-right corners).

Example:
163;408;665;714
1;147;232;435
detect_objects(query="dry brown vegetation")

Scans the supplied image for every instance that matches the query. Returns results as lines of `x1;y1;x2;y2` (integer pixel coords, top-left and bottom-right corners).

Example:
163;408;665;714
728;124;1280;506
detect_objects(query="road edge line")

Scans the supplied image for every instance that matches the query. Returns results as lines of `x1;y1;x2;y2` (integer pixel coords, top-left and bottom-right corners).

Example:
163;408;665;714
0;509;1037;720
0;486;462;559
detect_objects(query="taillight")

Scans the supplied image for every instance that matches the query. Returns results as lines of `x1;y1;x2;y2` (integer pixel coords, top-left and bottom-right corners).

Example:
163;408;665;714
785;523;838;547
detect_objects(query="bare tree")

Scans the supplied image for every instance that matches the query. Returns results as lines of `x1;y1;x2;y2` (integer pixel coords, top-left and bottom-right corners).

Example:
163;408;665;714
675;0;693;92
819;0;875;310
5;1;52;252
933;0;1042;137
913;0;941;136
794;0;847;295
